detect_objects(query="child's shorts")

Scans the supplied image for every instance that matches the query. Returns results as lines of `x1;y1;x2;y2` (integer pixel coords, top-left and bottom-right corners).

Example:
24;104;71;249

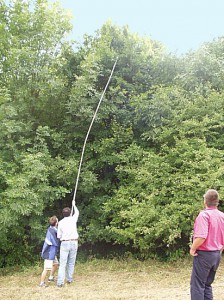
44;256;59;270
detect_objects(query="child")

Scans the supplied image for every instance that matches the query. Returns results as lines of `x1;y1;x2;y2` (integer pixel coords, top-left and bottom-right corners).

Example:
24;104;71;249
39;216;60;287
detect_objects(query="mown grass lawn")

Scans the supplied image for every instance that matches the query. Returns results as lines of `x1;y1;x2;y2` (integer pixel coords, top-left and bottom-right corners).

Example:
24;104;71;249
1;256;224;299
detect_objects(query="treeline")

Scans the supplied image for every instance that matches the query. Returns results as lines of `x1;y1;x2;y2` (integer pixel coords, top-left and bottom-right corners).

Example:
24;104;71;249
1;0;224;266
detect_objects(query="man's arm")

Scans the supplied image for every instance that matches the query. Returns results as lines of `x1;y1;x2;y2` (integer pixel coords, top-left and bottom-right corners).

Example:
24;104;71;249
73;205;79;222
72;201;79;222
190;237;205;256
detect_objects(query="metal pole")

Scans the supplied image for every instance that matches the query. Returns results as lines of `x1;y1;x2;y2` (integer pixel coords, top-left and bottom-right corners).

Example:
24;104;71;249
71;58;118;215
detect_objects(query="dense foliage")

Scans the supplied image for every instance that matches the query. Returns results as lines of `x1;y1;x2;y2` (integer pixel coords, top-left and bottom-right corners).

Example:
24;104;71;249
1;0;224;265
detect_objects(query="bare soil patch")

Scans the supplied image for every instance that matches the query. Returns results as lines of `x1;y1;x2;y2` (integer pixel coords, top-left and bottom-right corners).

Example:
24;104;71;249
1;257;224;299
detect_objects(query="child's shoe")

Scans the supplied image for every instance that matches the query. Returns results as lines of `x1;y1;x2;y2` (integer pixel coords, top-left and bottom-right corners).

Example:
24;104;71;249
39;282;48;288
48;277;54;282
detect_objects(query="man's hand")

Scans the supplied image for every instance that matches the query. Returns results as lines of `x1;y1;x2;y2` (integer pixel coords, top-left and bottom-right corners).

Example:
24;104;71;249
190;248;198;256
189;237;205;257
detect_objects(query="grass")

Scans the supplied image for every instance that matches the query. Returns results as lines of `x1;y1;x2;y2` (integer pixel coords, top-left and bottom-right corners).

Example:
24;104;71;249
1;256;224;299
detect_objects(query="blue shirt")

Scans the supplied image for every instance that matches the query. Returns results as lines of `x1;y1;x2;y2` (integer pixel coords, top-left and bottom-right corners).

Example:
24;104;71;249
41;226;60;260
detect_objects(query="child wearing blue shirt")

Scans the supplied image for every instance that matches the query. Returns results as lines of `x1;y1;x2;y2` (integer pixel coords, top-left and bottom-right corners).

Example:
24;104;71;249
39;216;60;287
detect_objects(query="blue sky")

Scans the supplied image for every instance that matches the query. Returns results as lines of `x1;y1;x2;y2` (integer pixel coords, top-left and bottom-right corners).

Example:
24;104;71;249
59;0;224;54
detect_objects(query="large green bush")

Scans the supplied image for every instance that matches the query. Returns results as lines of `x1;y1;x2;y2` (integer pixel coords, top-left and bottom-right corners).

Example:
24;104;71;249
1;0;224;265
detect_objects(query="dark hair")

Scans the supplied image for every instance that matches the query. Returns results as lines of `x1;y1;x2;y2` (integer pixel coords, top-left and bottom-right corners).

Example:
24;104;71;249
62;207;71;217
49;215;58;226
204;189;219;207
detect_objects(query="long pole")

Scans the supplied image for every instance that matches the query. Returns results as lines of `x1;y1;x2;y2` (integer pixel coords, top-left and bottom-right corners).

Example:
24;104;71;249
71;58;118;214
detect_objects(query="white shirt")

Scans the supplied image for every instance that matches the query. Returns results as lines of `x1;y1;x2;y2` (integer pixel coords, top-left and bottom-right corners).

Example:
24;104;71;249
57;206;79;241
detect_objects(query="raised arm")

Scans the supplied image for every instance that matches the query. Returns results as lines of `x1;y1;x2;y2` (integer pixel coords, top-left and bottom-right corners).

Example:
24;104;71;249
72;201;79;222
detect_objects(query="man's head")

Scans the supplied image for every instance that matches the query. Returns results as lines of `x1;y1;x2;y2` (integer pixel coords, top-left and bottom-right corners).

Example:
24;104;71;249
62;207;71;217
49;215;58;226
204;189;219;207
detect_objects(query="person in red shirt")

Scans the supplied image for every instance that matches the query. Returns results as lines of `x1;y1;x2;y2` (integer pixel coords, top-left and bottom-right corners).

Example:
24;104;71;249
190;189;224;300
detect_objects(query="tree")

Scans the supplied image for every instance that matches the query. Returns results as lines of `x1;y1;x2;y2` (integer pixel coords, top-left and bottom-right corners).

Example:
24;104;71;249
0;0;76;265
2;1;224;264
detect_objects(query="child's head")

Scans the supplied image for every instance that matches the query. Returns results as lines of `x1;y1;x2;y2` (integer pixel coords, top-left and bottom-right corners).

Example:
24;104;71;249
49;215;58;226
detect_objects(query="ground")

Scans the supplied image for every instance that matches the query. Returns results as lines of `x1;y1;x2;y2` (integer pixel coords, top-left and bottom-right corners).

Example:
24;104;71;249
1;257;224;299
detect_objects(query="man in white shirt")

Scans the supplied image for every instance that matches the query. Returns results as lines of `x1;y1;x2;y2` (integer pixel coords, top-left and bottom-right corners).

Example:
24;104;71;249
57;203;79;287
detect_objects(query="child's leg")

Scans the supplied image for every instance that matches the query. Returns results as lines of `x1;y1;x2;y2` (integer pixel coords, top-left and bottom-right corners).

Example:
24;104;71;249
40;269;48;284
49;257;59;280
51;263;58;276
40;259;53;286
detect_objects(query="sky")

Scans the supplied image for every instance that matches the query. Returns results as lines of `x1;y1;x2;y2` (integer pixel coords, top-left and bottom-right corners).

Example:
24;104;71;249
59;0;224;54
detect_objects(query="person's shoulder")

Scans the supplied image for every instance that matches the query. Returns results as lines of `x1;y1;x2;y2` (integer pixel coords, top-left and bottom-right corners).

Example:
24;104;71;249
57;219;63;226
218;209;224;216
59;217;70;223
198;209;210;218
58;217;65;222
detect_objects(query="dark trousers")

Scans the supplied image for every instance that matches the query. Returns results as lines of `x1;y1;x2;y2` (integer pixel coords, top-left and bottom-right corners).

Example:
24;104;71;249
190;250;221;300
